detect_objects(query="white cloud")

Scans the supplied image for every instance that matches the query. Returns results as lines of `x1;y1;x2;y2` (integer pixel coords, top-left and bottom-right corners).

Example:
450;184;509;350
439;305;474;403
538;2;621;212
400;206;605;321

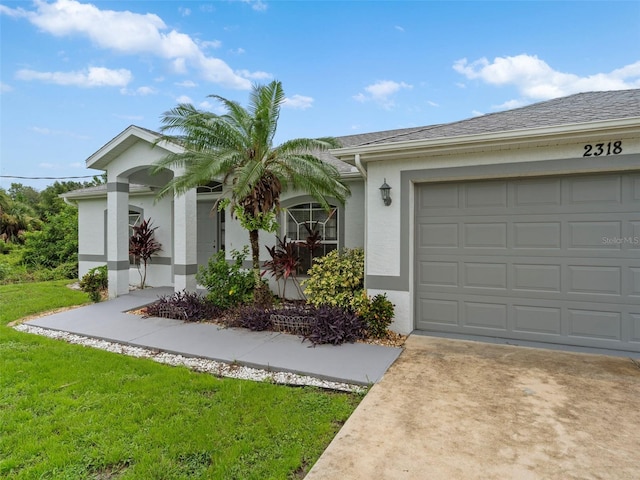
282;94;313;110
136;86;155;95
120;85;157;96
199;39;222;49
394;25;405;32
0;82;13;93
176;80;198;88
241;0;268;12
17;66;132;87
453;54;640;103
427;100;439;107
493;99;526;110
353;80;413;109
0;4;28;18
5;0;260;90
352;93;367;103
236;69;272;80
230;47;246;55
176;95;192;104
199;101;228;114
179;7;191;16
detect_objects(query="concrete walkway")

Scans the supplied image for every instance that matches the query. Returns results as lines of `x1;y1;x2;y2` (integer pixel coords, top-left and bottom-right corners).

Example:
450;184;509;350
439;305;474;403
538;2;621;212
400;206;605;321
25;288;402;385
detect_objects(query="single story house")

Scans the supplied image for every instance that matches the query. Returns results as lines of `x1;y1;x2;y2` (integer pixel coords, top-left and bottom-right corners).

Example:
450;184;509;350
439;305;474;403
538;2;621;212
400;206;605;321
63;89;640;353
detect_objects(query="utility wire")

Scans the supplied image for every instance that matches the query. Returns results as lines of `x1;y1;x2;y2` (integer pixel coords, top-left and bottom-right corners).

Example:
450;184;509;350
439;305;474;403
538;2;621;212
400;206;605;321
1;175;100;180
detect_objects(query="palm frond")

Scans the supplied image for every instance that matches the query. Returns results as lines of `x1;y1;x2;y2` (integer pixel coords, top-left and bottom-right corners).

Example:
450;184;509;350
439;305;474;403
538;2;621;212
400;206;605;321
153;80;351;218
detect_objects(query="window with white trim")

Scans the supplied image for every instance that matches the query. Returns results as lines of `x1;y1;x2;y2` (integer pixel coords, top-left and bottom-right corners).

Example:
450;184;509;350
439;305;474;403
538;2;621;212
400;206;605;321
128;207;143;264
285;203;338;273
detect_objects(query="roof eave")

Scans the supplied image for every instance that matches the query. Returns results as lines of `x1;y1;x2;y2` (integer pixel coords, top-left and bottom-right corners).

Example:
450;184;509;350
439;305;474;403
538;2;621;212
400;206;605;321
332;117;640;163
86;125;183;170
60;184;155;201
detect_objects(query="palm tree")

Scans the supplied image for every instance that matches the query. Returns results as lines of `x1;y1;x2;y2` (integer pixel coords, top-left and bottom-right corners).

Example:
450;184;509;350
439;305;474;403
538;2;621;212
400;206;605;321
152;80;350;299
0;191;41;244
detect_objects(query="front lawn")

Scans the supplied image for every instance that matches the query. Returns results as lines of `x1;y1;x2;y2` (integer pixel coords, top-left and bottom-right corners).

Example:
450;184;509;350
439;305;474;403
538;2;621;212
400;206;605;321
0;281;361;479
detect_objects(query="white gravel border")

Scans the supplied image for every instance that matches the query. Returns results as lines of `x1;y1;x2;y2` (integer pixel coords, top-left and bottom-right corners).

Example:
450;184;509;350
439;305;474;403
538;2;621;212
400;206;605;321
13;324;366;393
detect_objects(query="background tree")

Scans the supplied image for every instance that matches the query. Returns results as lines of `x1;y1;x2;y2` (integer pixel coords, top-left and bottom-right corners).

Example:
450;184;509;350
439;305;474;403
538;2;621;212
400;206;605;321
8;183;40;211
35;176;106;219
21;208;78;269
1;177;107;283
152;80;350;300
0;191;41;244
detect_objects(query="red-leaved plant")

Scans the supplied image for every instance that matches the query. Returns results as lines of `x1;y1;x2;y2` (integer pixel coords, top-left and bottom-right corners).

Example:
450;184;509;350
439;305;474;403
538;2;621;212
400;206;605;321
129;218;162;289
262;235;303;299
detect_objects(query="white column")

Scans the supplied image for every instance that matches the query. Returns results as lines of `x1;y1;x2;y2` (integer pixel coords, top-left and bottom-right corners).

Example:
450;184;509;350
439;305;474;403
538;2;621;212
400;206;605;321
107;179;130;298
173;188;198;292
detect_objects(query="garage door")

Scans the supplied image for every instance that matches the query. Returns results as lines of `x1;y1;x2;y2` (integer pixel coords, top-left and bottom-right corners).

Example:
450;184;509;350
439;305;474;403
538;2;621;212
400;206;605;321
415;173;640;352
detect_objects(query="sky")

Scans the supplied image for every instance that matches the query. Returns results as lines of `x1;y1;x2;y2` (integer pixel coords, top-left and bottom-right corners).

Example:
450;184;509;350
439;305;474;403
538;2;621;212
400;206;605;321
1;0;639;191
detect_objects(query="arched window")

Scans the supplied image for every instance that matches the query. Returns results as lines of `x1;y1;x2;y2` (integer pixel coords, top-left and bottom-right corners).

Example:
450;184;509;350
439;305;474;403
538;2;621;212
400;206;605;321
285;203;338;272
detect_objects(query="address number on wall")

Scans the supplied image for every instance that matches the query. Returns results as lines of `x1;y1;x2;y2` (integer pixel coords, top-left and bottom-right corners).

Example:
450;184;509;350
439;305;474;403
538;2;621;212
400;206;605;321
583;141;622;157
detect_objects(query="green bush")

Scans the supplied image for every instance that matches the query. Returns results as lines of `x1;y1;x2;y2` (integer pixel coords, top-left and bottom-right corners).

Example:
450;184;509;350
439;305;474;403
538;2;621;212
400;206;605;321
21;207;78;269
54;261;79;280
354;292;395;339
30;262;78;283
0;261;10;281
0;242;12;255
302;248;365;309
196;247;256;309
80;265;108;302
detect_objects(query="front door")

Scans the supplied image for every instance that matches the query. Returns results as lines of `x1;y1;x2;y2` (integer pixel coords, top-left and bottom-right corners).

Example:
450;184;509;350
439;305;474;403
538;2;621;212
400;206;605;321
197;201;224;267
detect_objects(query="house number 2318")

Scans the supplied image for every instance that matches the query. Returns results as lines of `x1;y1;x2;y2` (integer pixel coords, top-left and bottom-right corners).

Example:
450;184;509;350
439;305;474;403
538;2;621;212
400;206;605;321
583;141;622;157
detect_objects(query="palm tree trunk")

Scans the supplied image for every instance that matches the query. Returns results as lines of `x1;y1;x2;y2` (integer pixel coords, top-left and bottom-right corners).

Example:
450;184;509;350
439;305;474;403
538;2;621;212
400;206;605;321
249;227;263;287
249;228;260;273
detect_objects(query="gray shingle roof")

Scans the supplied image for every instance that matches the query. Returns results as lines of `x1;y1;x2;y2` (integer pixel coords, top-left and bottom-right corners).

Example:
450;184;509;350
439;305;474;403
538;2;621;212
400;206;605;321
337;89;640;147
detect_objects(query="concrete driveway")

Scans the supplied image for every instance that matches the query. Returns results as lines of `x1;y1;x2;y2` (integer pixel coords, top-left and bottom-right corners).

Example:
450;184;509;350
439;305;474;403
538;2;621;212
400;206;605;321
306;335;640;480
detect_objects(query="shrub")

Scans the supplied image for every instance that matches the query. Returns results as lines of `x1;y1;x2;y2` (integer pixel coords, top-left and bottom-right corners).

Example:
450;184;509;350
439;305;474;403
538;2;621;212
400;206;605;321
354;293;395;339
231;305;274;331
54;261;79;280
144;291;221;322
129;218;162;289
21;208;78;269
304;305;366;346
33;262;79;282
197;247;256;309
0;261;10;281
262;235;303;299
80;265;108;302
302;248;364;309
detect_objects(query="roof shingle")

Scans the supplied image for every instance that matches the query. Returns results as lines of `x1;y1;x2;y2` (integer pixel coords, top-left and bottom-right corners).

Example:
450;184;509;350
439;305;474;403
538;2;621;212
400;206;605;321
335;89;640;147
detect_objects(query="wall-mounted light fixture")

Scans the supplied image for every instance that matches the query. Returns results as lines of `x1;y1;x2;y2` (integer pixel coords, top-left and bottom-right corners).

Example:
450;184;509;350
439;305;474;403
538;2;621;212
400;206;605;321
379;178;392;206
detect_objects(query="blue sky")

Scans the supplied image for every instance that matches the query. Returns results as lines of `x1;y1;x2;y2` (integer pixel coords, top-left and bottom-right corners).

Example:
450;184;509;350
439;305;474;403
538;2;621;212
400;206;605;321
1;0;639;191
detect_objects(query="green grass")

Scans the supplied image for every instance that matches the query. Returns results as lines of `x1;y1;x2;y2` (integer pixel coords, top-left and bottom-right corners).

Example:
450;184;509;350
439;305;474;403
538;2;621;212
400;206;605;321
0;281;362;479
